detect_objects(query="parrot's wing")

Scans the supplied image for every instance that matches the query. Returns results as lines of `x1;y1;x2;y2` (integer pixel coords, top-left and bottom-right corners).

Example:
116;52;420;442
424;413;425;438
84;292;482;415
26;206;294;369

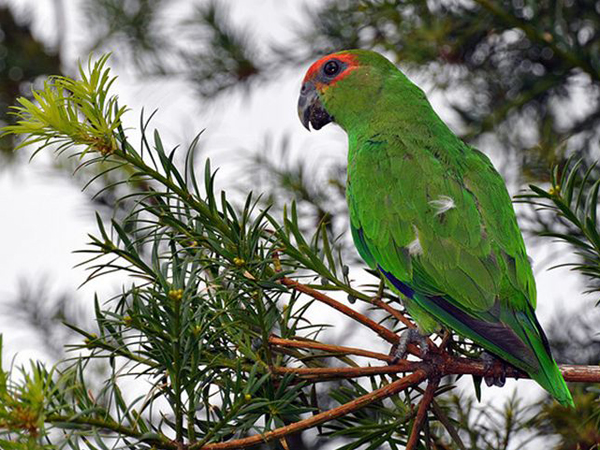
348;136;535;314
347;136;550;375
462;148;537;308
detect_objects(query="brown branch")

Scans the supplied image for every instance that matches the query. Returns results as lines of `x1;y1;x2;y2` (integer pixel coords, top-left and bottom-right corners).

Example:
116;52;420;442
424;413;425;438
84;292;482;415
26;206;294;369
232;280;600;450
440;358;600;382
196;371;428;450
281;277;399;344
370;297;415;330
268;356;600;383
273;361;424;380
369;297;437;352
406;379;440;450
552;364;600;383
268;336;394;363
214;277;599;450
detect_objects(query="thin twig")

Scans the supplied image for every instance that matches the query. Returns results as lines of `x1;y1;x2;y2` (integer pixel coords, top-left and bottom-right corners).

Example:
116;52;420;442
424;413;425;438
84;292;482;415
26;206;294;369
268;336;393;363
273;361;424;380
438;330;452;351
406;379;440;450
281;277;399;344
370;297;415;330
195;371;428;450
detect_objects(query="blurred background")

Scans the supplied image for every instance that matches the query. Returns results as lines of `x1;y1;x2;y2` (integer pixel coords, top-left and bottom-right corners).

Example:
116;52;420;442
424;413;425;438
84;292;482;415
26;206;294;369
1;0;599;448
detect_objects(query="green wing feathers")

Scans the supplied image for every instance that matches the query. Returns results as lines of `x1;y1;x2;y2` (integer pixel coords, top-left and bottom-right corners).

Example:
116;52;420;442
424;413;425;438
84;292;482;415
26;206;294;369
347;133;573;406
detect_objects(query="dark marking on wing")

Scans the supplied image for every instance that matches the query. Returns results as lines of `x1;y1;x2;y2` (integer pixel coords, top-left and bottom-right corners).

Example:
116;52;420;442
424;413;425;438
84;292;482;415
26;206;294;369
380;267;537;367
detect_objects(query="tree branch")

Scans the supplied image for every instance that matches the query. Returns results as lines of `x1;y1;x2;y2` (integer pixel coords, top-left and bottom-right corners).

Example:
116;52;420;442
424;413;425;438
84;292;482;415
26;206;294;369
280;277;400;345
406;379;440;450
195;371;428;450
370;296;415;330
268;336;394;363
270;358;600;383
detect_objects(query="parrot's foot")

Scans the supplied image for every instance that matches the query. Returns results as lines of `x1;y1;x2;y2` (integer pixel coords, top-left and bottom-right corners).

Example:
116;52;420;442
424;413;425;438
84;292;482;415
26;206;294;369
481;351;506;387
390;328;428;363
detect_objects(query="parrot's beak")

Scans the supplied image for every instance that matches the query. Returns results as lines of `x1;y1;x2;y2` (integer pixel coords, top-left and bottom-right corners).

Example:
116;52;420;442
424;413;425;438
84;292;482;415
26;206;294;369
298;81;332;131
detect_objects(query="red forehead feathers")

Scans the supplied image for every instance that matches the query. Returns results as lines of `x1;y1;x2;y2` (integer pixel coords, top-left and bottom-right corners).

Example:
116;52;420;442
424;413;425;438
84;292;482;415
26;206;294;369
303;52;360;84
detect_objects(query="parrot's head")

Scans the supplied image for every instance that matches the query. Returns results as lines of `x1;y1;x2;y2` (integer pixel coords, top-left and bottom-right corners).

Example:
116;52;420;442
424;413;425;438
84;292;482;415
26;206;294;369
298;49;399;132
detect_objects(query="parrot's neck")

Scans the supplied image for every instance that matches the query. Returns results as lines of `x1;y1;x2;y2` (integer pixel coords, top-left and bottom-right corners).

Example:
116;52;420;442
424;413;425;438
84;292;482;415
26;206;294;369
344;98;468;170
327;70;469;168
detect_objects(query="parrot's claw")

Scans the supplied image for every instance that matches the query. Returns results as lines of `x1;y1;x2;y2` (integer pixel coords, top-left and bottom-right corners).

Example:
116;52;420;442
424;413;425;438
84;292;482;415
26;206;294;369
390;328;428;363
481;351;506;387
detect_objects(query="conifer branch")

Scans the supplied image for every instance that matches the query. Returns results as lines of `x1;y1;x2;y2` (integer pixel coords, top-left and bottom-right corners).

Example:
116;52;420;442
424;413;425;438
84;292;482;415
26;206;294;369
193;371;429;450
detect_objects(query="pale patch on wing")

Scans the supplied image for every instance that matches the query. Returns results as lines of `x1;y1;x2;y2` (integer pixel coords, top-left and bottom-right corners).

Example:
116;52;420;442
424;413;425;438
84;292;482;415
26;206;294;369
407;226;423;256
429;195;456;216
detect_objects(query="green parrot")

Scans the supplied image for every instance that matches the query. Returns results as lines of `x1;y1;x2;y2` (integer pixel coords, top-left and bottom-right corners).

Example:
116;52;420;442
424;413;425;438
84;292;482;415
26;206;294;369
297;49;573;407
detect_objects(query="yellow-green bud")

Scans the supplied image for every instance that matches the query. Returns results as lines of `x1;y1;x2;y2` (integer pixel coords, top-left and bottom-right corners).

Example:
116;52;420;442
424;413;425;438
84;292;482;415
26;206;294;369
233;257;245;267
84;333;98;346
168;289;184;301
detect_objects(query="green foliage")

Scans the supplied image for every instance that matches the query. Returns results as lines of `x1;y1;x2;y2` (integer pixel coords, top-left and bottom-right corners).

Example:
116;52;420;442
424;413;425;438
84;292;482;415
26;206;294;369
80;0;600;181
537;385;600;449
517;158;600;300
183;1;261;99
2;57;309;447
4;54;126;157
0;336;53;449
435;393;540;450
83;0;166;69
245;136;351;257
0;55;421;449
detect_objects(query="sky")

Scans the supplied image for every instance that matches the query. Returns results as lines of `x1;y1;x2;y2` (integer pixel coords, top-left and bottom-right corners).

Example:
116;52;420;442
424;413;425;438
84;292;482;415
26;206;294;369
0;0;591;445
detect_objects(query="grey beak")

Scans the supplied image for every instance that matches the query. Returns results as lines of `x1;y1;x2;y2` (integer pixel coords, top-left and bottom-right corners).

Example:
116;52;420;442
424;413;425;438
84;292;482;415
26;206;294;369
297;81;332;131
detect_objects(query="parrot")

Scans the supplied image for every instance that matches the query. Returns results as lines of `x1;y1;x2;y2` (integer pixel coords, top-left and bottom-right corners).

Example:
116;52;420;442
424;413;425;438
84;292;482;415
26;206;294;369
297;49;573;407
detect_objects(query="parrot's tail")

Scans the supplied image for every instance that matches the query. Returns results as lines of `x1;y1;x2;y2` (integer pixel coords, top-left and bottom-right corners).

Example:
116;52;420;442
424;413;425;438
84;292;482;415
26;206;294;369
381;269;574;406
517;309;574;407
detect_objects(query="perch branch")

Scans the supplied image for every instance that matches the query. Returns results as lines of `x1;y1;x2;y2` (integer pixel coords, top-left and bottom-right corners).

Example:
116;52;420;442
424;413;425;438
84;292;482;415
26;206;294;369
213;282;600;449
270;355;600;384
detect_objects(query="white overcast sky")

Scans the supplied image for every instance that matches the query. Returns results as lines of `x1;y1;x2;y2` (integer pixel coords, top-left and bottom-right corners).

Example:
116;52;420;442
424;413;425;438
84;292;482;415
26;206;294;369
0;0;590;433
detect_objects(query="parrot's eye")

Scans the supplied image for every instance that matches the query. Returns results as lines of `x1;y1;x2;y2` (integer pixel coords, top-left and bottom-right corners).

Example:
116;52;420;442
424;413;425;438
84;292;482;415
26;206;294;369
323;60;341;77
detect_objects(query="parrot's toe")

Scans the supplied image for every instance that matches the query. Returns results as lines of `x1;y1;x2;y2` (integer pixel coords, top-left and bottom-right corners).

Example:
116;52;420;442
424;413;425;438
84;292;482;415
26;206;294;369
389;328;428;364
482;351;507;387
